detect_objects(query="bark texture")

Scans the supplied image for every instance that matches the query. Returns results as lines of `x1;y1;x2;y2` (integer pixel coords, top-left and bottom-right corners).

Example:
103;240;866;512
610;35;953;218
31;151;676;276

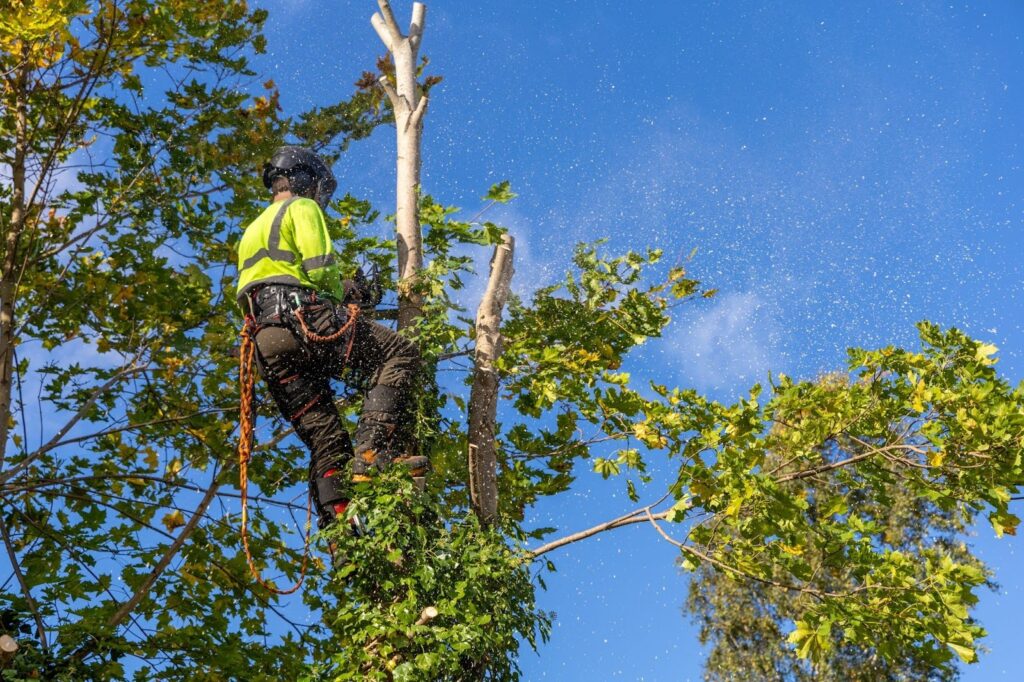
0;59;29;472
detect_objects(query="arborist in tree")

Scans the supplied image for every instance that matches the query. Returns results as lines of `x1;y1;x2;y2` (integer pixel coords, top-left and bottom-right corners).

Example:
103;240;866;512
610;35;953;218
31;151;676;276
236;145;428;534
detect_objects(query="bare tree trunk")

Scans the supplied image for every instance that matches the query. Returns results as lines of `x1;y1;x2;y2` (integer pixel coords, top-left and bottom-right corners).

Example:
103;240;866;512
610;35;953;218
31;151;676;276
371;1;429;331
0;60;30;472
467;235;514;525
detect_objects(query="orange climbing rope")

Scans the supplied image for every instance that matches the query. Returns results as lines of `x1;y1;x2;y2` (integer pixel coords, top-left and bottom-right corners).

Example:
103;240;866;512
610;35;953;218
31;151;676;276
235;303;361;594
295;302;361;349
237;315;312;595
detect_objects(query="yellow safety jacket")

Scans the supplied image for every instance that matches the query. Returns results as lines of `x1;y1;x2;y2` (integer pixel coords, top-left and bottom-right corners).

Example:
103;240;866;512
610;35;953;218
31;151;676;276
235;196;346;308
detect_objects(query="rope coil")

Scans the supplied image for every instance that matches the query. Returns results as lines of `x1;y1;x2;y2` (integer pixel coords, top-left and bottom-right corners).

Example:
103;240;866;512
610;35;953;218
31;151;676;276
295;302;361;350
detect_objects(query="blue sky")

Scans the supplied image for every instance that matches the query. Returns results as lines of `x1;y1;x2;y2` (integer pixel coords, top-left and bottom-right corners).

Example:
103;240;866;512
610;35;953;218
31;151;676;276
258;1;1023;679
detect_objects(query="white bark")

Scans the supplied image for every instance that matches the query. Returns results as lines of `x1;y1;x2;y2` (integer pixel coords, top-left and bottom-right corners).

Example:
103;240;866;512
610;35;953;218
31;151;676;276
467;234;515;525
371;1;428;330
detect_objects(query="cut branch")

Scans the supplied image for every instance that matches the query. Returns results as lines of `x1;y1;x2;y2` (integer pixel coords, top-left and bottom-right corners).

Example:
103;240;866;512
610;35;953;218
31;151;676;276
409;93;429;129
409;3;426;50
467;235;514;525
376;74;398;104
375;0;402;41
370;13;395;53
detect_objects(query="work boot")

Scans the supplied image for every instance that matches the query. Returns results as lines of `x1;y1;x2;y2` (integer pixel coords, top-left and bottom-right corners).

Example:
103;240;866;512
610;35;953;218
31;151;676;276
315;470;367;552
351;448;429;491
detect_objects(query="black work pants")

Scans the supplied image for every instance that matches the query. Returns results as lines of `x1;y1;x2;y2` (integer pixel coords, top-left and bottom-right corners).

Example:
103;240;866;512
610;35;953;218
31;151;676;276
251;294;420;527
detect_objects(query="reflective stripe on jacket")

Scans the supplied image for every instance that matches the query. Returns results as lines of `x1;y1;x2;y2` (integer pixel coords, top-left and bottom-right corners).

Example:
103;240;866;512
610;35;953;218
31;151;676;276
235;196;346;308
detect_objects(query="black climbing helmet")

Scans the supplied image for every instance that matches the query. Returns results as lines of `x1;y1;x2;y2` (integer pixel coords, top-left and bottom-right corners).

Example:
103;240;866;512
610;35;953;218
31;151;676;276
262;145;337;209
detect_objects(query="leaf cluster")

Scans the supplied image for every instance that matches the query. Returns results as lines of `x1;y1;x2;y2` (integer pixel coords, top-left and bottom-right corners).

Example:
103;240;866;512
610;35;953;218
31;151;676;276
308;472;551;682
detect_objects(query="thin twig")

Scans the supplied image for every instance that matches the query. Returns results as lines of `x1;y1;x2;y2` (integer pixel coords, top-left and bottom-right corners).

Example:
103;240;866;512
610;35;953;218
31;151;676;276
0;514;46;654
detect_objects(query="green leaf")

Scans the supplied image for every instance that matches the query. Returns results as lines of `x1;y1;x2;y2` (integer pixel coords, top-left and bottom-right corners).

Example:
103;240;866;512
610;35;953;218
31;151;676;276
947;642;977;663
483;180;517;204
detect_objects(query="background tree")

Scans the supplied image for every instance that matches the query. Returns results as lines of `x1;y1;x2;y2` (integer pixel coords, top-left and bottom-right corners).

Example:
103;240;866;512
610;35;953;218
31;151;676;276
684;375;988;682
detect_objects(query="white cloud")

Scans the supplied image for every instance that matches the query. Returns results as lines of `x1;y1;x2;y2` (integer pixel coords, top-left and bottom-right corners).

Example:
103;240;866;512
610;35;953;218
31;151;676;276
666;291;778;391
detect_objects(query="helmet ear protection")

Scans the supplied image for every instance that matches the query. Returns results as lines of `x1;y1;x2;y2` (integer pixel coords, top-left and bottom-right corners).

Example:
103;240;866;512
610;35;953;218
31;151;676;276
262;146;337;209
313;174;338;210
284;166;315;196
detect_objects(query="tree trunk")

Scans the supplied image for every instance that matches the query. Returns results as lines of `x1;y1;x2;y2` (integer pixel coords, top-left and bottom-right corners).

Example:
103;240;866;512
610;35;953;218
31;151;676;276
467;234;514;525
371;1;428;331
0;60;29;471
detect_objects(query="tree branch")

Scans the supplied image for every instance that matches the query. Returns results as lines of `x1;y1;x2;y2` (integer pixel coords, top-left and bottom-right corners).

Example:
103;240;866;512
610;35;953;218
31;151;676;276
377;0;403;35
376;74;399;107
409;3;426;51
0;362;150;485
408;92;429;129
21;406;233;456
370;14;394;52
774;441;918;484
371;0;403;50
526;495;672;559
107;467;221;629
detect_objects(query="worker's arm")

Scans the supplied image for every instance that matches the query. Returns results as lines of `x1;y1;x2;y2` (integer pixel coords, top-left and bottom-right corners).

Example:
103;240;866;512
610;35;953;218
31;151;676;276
289;199;347;302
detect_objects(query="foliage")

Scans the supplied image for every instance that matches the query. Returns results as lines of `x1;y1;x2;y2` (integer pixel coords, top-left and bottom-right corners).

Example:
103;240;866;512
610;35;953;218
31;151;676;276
307;472;550;681
0;1;386;678
556;322;1019;674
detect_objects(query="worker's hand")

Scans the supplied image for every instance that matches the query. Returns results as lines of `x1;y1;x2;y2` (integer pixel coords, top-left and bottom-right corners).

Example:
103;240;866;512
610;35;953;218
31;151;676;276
341;266;384;308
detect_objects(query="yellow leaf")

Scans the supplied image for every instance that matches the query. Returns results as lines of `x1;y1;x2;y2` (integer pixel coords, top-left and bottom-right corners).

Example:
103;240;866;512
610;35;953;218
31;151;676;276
162;510;185;532
947;642;977;663
911;379;927;412
632;421;667;449
166;459;182;476
725;495;743;517
975;342;998;365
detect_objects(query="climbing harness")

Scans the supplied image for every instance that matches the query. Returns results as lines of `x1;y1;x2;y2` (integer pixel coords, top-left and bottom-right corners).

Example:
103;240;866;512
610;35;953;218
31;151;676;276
236;300;361;593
